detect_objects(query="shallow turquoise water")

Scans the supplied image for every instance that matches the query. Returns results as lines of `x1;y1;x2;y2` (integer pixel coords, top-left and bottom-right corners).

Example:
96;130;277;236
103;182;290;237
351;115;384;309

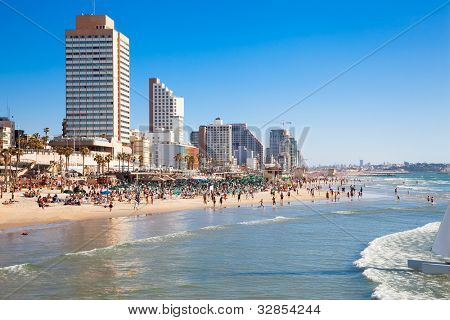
0;172;449;299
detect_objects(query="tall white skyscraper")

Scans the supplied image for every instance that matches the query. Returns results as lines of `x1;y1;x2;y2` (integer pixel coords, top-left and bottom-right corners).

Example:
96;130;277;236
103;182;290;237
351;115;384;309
149;78;184;143
65;15;130;144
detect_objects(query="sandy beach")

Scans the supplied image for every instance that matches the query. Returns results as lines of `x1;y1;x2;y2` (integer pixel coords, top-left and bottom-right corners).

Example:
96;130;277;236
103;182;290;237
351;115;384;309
0;189;322;231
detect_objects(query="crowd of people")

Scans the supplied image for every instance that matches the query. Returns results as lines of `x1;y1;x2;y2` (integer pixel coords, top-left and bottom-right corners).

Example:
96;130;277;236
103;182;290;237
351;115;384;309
3;174;381;212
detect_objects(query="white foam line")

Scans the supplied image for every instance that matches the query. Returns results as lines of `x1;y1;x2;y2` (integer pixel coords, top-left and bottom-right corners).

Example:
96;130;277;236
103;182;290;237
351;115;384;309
239;216;296;225
65;230;196;257
0;263;33;276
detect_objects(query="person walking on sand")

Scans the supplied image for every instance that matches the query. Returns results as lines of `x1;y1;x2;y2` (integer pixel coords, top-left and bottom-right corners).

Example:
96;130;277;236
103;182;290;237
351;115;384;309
259;199;264;208
272;196;276;206
38;196;44;210
109;200;114;212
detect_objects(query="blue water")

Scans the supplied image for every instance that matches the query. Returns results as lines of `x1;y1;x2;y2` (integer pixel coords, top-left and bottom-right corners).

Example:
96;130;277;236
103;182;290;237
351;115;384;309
0;172;449;299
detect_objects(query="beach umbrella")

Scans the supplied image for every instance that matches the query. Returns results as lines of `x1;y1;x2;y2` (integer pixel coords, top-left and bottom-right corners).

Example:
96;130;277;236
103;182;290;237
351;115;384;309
100;189;111;195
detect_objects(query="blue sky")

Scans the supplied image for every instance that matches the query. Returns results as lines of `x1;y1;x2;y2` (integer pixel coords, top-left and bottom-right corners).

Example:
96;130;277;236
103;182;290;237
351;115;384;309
0;0;448;165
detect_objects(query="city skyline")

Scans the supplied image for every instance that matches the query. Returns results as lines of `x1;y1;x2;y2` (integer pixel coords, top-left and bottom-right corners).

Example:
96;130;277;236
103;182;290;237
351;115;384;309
0;0;449;165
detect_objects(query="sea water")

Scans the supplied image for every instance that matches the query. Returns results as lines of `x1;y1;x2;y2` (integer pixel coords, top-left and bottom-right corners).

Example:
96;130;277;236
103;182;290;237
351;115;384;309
0;172;448;299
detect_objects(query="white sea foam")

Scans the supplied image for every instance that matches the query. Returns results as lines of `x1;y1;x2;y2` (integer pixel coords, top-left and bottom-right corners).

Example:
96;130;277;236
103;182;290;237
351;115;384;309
200;225;227;231
239;216;296;225
334;210;355;215
354;222;449;299
0;263;34;277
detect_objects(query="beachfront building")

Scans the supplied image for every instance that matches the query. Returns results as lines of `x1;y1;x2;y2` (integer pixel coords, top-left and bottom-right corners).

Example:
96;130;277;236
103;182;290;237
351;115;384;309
205;118;232;166
146;128;175;145
64;15;131;147
130;129;151;169
267;129;298;171
289;137;298;168
151;143;198;170
149;78;184;143
233;146;258;170
198;125;207;155
231;123;263;169
0;117;15;150
190;131;199;148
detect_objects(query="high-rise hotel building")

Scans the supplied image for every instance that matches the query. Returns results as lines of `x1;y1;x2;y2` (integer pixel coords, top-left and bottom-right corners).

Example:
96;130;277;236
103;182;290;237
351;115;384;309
65;15;130;144
149;78;184;143
205;118;232;165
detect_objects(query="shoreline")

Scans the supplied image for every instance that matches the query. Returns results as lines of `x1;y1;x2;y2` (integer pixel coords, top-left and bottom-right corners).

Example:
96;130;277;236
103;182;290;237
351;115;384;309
0;189;322;231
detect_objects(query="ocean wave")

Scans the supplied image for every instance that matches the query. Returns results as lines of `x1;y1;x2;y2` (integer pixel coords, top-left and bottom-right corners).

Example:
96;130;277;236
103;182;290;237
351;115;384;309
66;230;196;257
239;216;296;225
0;263;35;277
334;210;355;215
397;185;440;192
65;217;295;257
200;225;228;231
354;222;450;300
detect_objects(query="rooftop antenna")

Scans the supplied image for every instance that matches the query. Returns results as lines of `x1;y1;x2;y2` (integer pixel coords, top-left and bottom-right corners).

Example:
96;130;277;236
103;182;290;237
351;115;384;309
280;120;292;130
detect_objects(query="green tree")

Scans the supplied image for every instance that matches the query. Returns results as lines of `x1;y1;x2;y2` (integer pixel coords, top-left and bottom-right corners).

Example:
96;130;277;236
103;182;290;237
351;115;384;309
63;147;74;172
80;147;90;176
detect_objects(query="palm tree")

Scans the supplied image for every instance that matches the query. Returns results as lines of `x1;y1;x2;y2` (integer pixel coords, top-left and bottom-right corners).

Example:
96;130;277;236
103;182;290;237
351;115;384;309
116;152;125;172
54;146;65;175
0;149;11;193
93;154;104;174
18;135;29;151
10;147;23;178
80;147;90;176
131;155;136;171
197;153;203;170
125;154;131;172
184;154;191;170
44;127;50;138
105;153;113;172
0;152;3;198
12;147;23;164
187;155;195;170
8;148;21;199
63;147;74;172
174;153;183;170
